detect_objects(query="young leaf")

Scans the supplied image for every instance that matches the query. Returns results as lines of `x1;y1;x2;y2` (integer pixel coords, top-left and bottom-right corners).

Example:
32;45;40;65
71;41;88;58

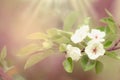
83;17;90;25
63;57;73;73
47;28;72;44
53;36;71;44
104;41;112;48
100;17;117;34
27;32;48;40
59;44;66;52
24;50;53;69
47;28;62;39
80;55;96;71
106;52;120;60
42;40;53;49
63;12;79;31
95;61;104;74
105;33;117;41
17;44;41;57
57;30;73;38
0;46;7;61
97;26;110;34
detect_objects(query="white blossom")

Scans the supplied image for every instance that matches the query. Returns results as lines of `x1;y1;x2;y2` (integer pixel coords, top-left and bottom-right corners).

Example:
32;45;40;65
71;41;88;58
85;40;105;60
88;29;105;42
66;44;81;61
71;25;89;43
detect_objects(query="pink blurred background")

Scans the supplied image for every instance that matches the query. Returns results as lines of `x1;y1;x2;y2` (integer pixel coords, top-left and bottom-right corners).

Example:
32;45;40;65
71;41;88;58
0;0;120;80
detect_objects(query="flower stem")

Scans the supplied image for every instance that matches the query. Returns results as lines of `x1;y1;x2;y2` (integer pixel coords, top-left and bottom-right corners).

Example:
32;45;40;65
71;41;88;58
107;39;120;51
107;46;120;51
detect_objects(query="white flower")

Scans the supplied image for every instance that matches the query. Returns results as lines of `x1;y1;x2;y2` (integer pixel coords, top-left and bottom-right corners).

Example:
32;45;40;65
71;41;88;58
71;25;89;43
85;40;105;60
88;29;105;42
66;44;81;61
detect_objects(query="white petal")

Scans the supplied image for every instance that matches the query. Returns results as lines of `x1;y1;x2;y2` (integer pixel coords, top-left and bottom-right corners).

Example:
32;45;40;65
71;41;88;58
85;40;105;60
88;29;106;42
71;25;89;43
66;44;81;61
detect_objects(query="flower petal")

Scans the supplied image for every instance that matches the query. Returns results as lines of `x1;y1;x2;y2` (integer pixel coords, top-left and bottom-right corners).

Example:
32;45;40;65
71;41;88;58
71;25;89;43
85;40;105;60
66;44;81;61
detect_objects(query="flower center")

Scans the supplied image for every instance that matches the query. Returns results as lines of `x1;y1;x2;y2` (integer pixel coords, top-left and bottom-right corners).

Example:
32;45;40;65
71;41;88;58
93;47;97;54
95;35;98;39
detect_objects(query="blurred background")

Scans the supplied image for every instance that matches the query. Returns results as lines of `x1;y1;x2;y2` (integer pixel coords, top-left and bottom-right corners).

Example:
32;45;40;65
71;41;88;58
0;0;120;80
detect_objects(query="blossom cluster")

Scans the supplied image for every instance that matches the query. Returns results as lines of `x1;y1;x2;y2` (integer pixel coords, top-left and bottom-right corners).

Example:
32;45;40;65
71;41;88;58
66;25;106;61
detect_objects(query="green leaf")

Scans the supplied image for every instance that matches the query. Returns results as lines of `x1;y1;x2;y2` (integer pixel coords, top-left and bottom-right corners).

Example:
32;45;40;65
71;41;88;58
105;33;117;41
80;55;96;71
53;36;71;44
13;74;25;80
27;32;48;40
42;40;53;49
100;17;117;34
83;17;90;25
63;57;73;73
95;61;104;74
17;44;41;57
64;12;79;31
47;28;62;40
24;50;53;69
104;41;112;48
77;17;90;29
0;46;7;61
47;28;72;39
59;44;66;52
106;52;120;60
97;26;110;34
47;28;72;44
57;30;73;38
97;26;116;42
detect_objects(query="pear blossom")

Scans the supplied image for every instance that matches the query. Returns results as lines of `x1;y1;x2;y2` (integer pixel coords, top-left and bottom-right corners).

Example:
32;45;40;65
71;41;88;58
66;44;81;61
85;40;105;60
88;29;106;42
71;25;89;43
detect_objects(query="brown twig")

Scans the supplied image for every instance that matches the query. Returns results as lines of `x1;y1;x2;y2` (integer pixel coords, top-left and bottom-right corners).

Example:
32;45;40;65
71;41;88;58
107;46;120;51
107;39;120;51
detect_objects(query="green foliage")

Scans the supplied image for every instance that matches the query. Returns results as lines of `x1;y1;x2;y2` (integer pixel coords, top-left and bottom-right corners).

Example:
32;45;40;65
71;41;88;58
19;11;119;74
104;40;112;48
24;49;54;69
63;12;80;31
42;40;53;49
95;61;103;74
47;28;72;39
106;52;120;60
0;46;7;67
83;17;91;25
80;55;96;71
27;32;48;40
95;15;117;49
59;44;66;52
53;36;71;44
97;26;110;34
0;46;7;61
100;17;117;34
0;46;10;71
13;74;25;80
77;17;90;29
17;44;42;57
47;28;61;39
47;28;72;44
63;57;73;73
